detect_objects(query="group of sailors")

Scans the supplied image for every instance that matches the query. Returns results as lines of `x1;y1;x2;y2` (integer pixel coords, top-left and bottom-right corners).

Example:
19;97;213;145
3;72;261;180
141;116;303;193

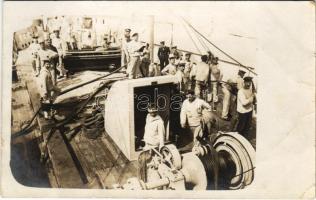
27;26;256;148
120;27;256;150
28;29;68;120
142;75;256;151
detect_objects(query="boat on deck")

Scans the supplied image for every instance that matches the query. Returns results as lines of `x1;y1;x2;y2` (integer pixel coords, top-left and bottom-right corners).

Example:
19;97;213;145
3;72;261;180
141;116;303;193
63;48;121;72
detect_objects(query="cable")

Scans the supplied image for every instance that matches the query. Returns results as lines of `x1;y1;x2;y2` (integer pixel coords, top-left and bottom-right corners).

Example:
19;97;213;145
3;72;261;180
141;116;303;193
182;17;241;65
182;17;258;76
11;65;126;139
11;107;41;138
182;21;202;55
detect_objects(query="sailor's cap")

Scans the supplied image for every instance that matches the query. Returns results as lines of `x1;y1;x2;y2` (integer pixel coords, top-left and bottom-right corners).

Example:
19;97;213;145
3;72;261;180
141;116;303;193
169;54;175;59
238;69;247;75
38;38;45;43
179;61;186;67
125;28;131;32
243;76;253;82
186;89;195;96
171;45;177;49
31;34;39;39
42;56;50;62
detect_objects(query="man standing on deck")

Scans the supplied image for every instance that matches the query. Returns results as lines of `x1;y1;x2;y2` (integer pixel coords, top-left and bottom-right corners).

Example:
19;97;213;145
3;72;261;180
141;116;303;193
143;103;165;150
183;53;193;90
194;55;211;99
139;51;151;77
236;76;255;138
157;41;170;69
210;57;222;105
236;69;246;90
39;57;64;121
121;28;131;69
37;38;59;80
127;33;144;79
29;34;41;75
229;69;247;130
44;33;58;85
180;90;213;147
52;28;67;78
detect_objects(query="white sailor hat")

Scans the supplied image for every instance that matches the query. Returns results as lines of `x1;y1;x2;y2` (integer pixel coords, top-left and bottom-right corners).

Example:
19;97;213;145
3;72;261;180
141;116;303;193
38;37;45;43
169;54;175;59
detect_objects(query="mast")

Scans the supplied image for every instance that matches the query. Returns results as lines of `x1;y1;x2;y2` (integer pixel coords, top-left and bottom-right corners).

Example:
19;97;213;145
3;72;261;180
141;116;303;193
149;15;154;61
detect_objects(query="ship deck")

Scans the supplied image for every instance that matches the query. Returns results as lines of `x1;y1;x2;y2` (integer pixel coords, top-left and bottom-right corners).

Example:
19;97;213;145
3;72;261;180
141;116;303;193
11;60;256;188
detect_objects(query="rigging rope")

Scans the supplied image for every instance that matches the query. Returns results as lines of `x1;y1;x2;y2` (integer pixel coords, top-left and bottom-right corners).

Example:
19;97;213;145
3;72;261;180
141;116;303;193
182;17;242;65
182;17;257;76
182;20;202;55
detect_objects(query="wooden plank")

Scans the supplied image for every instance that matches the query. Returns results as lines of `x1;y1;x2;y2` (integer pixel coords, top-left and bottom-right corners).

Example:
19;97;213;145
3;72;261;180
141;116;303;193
47;130;85;188
11;82;51;187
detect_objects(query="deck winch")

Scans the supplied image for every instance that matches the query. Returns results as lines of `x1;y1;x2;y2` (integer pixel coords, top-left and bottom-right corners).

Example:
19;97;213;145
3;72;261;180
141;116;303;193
114;132;255;190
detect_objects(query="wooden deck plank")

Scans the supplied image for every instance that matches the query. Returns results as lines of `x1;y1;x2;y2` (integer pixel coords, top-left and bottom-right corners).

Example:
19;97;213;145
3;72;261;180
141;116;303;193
47;130;85;188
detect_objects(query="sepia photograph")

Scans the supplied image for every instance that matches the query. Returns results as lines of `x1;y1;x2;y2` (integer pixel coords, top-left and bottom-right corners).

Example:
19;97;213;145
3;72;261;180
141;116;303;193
1;1;315;198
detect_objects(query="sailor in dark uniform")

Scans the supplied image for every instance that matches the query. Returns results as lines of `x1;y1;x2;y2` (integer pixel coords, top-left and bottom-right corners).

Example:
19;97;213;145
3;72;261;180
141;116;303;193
157;41;170;69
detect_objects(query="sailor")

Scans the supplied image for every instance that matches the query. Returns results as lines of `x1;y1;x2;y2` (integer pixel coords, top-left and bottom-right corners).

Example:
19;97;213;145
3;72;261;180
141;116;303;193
170;45;181;61
37;38;59;78
39;57;63;120
148;61;160;77
29;34;41;75
143;103;165;150
175;62;186;93
220;68;243;121
44;33;58;84
52;28;67;78
161;54;177;75
102;36;111;50
194;55;211;99
236;69;247;90
69;34;78;50
210;57;222;104
180;90;212;146
143;43;150;58
121;28;131;68
157;41;170;69
183;52;193;90
236;76;255;138
230;69;248;130
127;33;145;79
139;51;151;77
